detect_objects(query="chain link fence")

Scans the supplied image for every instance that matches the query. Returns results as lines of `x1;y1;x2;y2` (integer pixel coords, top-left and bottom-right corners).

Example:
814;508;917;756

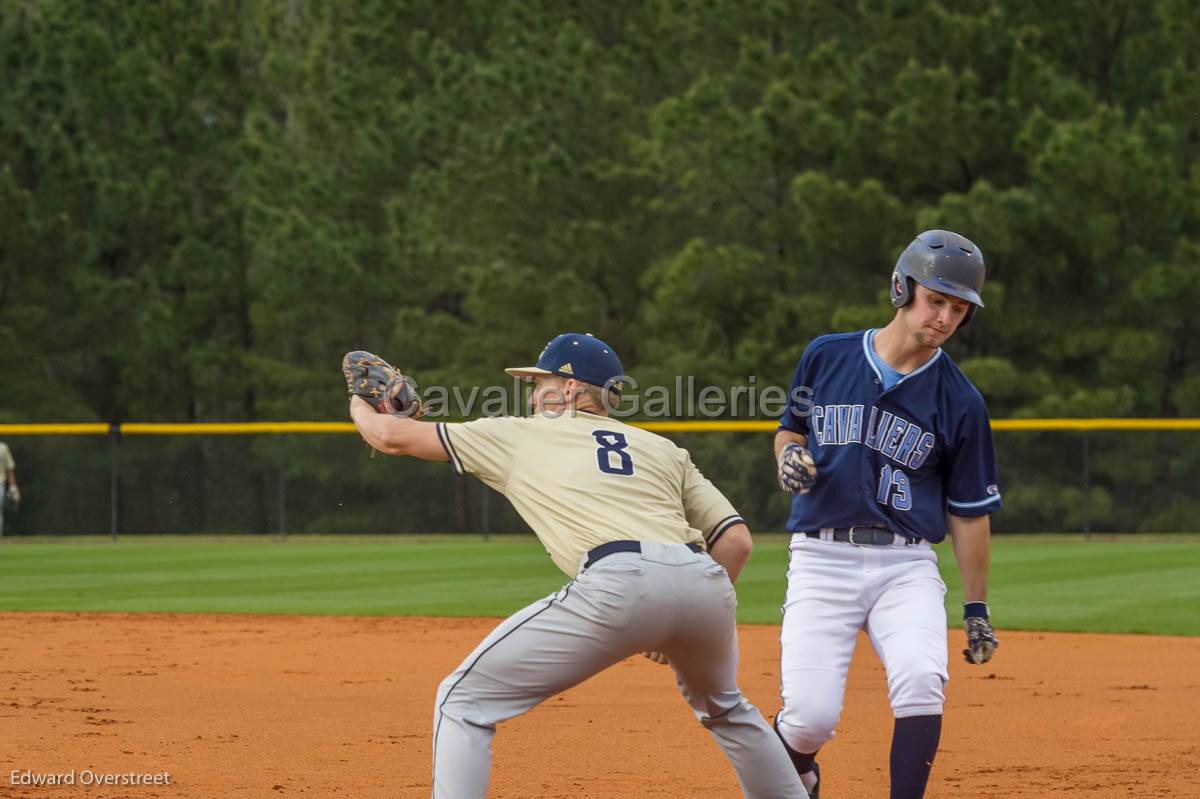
0;424;1197;537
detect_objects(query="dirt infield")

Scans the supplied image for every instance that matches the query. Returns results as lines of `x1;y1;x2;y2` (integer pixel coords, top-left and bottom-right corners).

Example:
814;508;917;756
1;613;1197;798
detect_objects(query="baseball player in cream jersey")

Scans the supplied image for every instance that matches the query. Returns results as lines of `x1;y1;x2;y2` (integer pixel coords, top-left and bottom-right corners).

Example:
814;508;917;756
0;441;18;538
771;231;1002;799
349;333;808;799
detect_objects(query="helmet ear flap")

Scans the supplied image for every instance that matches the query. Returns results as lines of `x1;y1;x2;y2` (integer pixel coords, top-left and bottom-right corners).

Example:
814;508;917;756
890;272;913;309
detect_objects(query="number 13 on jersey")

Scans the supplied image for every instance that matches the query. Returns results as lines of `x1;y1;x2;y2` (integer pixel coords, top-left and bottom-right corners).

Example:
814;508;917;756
876;464;912;510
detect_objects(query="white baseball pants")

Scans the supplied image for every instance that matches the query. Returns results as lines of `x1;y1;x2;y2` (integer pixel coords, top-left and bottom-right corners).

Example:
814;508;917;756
776;533;949;755
431;541;807;799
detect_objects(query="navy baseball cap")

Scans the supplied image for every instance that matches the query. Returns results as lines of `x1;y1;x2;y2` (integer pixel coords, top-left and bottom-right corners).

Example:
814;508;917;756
505;333;626;391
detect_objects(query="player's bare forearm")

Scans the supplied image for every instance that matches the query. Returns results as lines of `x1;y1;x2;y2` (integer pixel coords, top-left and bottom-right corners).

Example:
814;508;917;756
947;513;990;603
349;396;448;461
708;523;752;584
774;429;807;459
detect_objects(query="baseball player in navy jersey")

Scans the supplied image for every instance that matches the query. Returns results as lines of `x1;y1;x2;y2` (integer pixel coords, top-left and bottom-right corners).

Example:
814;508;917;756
771;230;1002;799
349;333;808;799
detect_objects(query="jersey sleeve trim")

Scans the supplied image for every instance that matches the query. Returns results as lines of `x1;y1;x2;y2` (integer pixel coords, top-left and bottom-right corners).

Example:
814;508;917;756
947;494;1002;517
948;494;1002;509
436;423;465;475
705;515;744;549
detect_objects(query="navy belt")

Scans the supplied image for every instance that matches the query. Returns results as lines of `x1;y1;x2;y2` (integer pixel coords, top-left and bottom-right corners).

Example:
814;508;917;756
584;540;704;570
802;526;922;546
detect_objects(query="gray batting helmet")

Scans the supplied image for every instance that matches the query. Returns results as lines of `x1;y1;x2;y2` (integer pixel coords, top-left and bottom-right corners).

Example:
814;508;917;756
890;229;986;325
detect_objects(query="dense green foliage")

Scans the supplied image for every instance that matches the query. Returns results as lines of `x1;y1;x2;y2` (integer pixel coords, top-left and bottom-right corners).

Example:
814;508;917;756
1;1;1198;534
1;535;1198;635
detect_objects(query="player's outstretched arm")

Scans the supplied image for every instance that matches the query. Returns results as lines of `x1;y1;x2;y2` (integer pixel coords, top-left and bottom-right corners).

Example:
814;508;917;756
947;513;990;603
349;396;448;461
708;522;753;584
948;512;999;664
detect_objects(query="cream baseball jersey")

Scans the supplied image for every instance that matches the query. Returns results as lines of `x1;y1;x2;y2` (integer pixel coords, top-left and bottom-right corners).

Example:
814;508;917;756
436;411;744;576
421;332;808;799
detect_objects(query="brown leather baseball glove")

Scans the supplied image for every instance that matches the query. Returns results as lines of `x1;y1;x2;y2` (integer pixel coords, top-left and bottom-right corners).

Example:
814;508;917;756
342;351;423;417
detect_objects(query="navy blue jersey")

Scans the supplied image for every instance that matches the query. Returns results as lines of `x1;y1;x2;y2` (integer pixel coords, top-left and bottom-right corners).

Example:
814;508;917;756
779;330;1002;543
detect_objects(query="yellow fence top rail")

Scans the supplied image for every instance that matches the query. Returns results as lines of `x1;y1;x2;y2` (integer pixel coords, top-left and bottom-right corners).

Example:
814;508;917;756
0;423;111;435
989;418;1200;431
119;422;356;435
641;419;1200;432
633;420;776;432
2;419;1200;435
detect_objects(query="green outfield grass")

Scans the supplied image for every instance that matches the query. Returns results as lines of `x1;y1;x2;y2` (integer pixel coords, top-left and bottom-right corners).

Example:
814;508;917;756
0;534;1197;635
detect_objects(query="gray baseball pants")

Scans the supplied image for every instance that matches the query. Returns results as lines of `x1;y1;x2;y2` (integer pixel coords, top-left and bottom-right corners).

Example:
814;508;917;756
431;540;806;799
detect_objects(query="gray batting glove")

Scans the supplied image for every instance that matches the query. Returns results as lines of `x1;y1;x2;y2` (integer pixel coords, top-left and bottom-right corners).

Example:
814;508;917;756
778;443;817;494
963;604;999;664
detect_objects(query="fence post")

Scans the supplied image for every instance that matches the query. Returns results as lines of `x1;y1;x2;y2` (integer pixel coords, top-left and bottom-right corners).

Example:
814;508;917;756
481;483;491;541
1081;432;1091;539
278;466;288;540
454;473;466;531
109;425;120;541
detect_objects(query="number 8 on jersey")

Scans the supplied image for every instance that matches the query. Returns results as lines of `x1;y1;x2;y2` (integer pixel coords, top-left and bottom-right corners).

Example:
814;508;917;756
592;430;634;476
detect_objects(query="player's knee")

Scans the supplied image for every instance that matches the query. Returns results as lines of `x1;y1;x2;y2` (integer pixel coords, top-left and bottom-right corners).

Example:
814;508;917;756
434;672;456;706
776;701;839;753
434;670;475;721
888;667;947;717
685;685;741;724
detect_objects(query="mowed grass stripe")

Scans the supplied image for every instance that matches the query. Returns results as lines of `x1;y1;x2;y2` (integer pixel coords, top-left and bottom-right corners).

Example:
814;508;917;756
0;538;562;616
724;535;1200;630
1;535;1197;635
945;536;1200;636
